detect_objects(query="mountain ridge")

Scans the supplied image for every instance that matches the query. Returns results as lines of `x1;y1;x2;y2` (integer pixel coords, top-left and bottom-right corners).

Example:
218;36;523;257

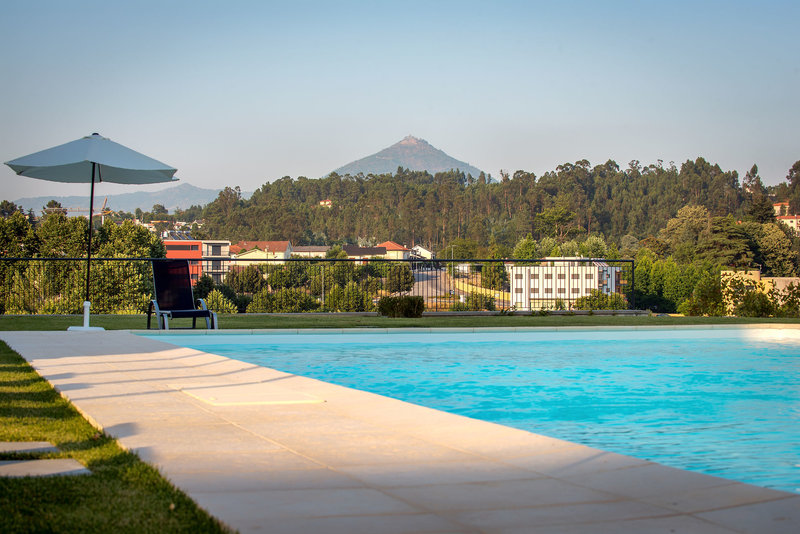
14;183;222;214
333;136;485;178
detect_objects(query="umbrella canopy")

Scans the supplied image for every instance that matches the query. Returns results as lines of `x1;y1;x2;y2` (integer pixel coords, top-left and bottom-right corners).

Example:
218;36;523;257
5;133;177;184
4;133;178;318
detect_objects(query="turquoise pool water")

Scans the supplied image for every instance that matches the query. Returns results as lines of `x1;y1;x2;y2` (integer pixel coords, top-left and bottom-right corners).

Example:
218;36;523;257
146;328;800;493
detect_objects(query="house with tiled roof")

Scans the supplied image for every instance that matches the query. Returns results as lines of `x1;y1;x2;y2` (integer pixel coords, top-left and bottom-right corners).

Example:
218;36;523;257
231;240;293;265
376;241;411;260
292;245;331;258
773;202;800;235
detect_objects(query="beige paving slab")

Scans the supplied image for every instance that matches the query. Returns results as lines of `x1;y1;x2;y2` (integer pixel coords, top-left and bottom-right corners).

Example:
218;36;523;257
501;515;739;534
562;463;734;500
120;422;287;458
384;478;621;512
190;488;431;533
1;329;797;534
262;429;483;467
695;496;800;534
0;441;59;454
217;512;466;534
639;481;797;514
502;444;653;478
0;459;91;477
167;461;363;493
337;459;542;488
169;381;323;406
228;408;379;436
450;500;680;531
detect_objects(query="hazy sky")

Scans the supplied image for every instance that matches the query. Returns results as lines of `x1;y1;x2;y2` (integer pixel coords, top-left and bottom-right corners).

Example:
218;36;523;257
2;0;798;204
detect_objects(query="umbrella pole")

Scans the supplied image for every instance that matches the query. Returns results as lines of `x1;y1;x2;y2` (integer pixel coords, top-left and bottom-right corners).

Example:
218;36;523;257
68;162;105;331
85;162;96;304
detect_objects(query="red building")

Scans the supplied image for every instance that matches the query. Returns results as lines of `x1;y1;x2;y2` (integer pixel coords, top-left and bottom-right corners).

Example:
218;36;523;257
163;237;202;283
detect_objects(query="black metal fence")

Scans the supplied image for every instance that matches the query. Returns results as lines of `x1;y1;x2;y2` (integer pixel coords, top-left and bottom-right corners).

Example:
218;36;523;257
0;257;634;315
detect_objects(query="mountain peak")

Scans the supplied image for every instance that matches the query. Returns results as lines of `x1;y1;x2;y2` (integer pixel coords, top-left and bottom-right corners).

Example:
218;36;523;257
333;136;484;177
397;135;427;146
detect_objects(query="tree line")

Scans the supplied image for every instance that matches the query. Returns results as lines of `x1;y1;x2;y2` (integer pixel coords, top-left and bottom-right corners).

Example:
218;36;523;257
195;158;799;255
0;212;165;314
3;156;800;317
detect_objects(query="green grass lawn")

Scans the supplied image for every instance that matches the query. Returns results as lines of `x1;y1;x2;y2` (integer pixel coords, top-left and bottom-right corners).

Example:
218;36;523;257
0;313;798;331
0;341;232;533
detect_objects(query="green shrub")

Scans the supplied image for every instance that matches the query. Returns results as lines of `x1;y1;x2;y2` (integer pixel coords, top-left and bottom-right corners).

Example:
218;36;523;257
377;296;424;318
38;296;82;315
215;283;237;303
266;268;294;289
734;290;775;317
776;283;800;318
226;265;265;294
481;262;508;291
205;289;238;314
234;294;252;314
448;292;495;312
325;282;374;312
193;275;215;300
448;301;470;311
247;287;319;313
678;270;724;316
573;290;628;310
384;264;415;293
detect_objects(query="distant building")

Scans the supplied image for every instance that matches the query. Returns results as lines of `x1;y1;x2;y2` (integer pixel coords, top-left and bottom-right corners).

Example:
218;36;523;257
319;199;332;208
231;240;293;265
163;235;202;283
202;240;231;284
721;269;800;314
292;245;331;258
134;219;157;233
778;215;800;234
162;230;193;240
342;245;387;261
773;202;790;216
410;245;435;260
773;202;800;234
162;235;230;284
506;257;621;311
376;241;410;260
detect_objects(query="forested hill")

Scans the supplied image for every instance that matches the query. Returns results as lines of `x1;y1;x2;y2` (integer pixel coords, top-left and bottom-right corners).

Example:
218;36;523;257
201;157;789;250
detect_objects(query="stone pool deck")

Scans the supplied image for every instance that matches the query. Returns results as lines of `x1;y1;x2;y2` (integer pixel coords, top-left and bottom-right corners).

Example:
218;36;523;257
1;330;798;534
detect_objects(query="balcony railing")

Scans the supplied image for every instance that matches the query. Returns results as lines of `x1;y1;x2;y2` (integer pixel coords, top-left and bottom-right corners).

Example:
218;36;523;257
0;257;634;315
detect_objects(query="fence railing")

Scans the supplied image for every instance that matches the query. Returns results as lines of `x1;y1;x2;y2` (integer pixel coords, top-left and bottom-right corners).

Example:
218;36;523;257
0;257;634;315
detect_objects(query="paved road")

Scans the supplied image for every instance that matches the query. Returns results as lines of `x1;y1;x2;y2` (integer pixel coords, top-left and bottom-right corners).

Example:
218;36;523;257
410;268;458;297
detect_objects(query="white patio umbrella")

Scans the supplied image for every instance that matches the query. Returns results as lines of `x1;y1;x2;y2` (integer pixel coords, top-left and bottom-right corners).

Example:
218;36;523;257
5;133;178;330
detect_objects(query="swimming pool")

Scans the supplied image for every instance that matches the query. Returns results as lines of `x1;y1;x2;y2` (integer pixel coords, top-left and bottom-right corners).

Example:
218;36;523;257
145;327;800;493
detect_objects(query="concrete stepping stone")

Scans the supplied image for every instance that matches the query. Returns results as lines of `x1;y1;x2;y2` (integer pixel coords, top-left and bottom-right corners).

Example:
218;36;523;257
0;441;60;454
0;459;91;477
0;442;91;477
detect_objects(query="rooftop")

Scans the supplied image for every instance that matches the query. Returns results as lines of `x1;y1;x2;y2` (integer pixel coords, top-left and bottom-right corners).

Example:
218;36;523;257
231;240;291;254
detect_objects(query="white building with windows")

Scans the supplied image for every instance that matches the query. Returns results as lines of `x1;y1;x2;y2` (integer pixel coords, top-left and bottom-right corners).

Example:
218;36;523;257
202;240;231;284
410;245;435;260
505;257;621;310
773;202;800;234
